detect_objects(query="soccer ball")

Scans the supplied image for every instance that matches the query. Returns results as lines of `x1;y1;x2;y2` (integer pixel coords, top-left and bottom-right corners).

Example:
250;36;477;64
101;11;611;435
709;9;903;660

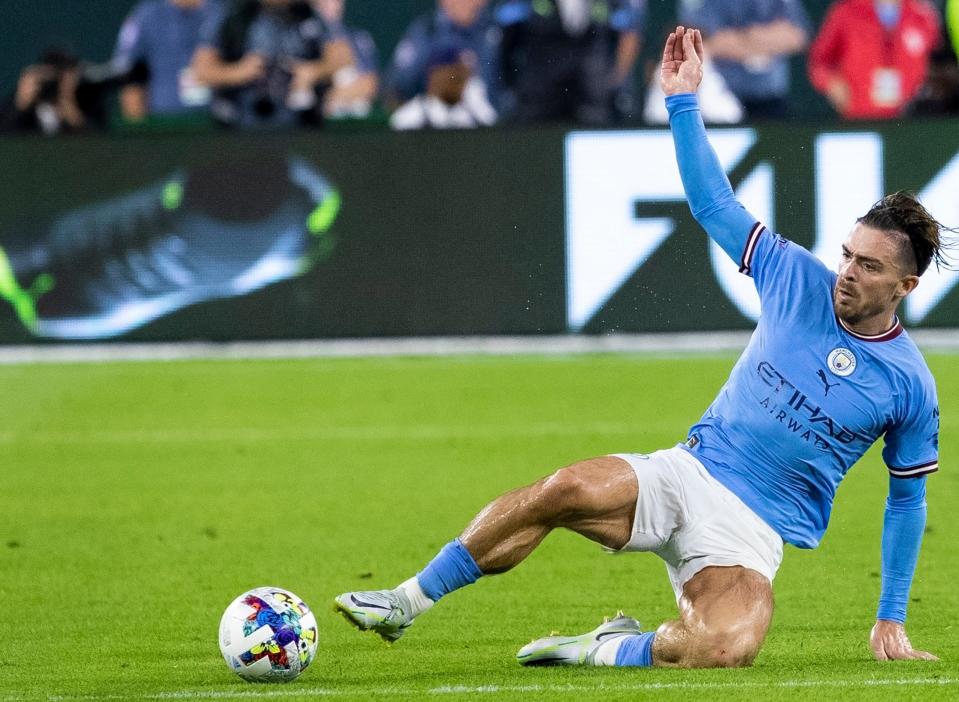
218;586;318;682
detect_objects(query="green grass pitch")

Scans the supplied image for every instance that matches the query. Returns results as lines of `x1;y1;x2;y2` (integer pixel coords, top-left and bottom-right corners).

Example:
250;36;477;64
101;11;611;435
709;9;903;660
0;353;956;701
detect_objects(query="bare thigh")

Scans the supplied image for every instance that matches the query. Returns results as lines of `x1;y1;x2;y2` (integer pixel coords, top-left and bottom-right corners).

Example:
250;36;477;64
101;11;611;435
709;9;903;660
550;455;640;550
459;455;639;573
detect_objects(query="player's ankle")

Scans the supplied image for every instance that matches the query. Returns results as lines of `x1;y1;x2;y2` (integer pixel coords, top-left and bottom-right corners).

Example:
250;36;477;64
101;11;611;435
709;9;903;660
395;577;434;619
416;539;484;601
610;632;656;666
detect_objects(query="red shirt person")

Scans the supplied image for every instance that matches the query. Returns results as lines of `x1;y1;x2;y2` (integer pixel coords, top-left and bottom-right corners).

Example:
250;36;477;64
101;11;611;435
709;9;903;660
809;0;940;119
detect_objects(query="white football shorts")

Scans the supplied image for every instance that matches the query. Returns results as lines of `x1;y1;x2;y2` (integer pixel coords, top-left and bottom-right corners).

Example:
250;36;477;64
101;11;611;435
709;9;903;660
611;446;784;600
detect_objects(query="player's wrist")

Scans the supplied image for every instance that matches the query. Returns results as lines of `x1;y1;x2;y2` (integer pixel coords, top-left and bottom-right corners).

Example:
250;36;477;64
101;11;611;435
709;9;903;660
875;617;905;625
665;93;699;119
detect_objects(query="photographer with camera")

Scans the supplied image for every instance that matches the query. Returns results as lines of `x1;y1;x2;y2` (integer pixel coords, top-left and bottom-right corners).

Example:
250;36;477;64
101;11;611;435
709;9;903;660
0;48;113;134
190;0;352;127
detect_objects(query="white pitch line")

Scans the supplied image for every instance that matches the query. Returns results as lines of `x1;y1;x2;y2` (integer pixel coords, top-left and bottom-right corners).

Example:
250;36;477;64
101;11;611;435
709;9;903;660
1;330;957;366
430;677;956;694
0;333;754;365
0;421;655;446
28;677;956;702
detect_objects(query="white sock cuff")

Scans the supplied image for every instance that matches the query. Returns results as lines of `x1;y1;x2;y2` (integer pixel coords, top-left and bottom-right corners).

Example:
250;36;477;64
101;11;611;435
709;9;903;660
397;576;435;618
592;636;627;666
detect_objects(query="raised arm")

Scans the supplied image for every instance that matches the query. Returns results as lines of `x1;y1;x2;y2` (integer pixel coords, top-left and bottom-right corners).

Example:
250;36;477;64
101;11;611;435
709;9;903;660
870;475;938;661
662;27;757;264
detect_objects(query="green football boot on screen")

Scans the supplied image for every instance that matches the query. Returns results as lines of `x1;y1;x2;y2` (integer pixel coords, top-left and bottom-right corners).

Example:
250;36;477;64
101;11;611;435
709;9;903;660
0;155;340;339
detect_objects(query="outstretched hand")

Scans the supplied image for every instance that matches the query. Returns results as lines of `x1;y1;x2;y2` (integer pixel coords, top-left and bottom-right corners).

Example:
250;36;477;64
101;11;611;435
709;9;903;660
870;620;938;661
660;26;705;96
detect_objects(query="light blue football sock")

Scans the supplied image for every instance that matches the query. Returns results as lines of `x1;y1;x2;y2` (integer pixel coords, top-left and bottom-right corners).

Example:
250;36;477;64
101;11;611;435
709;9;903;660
416;539;484;602
614;632;656;667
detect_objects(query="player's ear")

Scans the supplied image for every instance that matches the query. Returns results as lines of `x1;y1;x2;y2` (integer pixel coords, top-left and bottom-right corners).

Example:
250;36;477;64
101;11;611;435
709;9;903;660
896;274;920;299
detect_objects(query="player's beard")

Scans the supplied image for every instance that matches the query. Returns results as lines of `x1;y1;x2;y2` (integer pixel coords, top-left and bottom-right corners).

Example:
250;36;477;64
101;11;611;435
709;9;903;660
833;285;889;328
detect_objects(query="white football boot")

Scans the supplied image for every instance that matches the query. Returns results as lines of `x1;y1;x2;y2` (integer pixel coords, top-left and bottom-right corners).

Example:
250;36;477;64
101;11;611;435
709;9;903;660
516;613;643;666
333;589;414;643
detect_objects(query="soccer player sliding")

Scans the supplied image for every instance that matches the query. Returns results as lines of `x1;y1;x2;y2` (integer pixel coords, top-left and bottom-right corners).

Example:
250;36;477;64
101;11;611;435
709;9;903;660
336;26;948;667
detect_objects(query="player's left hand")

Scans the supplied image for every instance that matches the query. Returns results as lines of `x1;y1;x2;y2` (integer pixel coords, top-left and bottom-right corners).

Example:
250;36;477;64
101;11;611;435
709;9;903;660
870;620;939;661
660;26;705;96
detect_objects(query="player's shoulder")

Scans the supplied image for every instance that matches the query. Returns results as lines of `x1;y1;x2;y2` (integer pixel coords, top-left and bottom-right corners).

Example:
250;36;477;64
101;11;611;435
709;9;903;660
883;329;937;392
753;226;832;280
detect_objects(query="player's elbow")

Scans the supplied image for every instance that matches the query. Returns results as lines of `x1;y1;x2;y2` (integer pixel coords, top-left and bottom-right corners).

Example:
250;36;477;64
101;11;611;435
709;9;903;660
689;200;747;251
688;191;740;223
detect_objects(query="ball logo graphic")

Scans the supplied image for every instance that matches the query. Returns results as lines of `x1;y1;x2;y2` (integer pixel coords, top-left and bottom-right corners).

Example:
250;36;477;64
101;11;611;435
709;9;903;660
219;587;318;682
827;347;857;377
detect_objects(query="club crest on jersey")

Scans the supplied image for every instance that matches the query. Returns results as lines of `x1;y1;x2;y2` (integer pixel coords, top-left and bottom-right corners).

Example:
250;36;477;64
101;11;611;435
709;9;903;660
827;348;857;377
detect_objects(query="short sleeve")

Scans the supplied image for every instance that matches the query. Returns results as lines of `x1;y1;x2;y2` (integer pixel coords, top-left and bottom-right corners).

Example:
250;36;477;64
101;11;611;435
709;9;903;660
741;223;834;311
883;376;940;478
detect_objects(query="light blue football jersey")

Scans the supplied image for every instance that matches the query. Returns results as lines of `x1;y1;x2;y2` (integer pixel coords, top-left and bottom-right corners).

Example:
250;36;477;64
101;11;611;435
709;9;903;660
682;224;940;549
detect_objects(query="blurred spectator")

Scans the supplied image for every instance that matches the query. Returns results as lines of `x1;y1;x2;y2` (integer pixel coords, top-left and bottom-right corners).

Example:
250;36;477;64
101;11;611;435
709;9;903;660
0;48;113;134
112;0;224;122
310;0;379;118
389;43;497;129
643;43;744;124
678;0;810;120
496;0;645;125
910;0;959;115
808;0;940;120
385;0;500;113
191;0;352;127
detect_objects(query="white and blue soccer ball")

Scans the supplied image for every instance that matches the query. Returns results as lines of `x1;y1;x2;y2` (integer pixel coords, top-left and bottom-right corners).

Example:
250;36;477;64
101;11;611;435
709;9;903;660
218;586;318;682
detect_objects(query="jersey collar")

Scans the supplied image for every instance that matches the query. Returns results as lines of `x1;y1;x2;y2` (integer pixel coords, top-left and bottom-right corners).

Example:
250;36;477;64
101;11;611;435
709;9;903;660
837;315;904;342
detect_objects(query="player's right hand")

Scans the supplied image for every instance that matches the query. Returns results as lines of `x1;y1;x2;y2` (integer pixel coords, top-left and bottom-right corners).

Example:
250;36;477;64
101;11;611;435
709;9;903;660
870;620;939;661
660;26;704;97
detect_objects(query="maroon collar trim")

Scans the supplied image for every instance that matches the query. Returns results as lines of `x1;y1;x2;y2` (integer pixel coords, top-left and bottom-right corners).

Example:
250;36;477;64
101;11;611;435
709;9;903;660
837;316;904;342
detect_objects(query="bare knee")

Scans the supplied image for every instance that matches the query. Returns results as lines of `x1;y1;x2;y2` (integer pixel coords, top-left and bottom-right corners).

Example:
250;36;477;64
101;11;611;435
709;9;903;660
537;458;632;519
691;631;764;668
655;567;773;668
654;624;764;668
538;465;590;512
